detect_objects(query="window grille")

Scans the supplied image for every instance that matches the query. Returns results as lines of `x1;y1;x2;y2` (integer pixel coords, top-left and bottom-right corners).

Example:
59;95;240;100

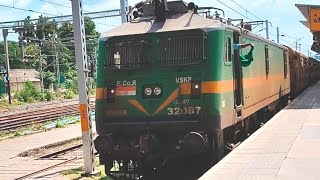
105;38;149;69
157;30;206;65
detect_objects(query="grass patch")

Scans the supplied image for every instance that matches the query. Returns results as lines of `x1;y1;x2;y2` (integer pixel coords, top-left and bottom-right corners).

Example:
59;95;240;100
61;165;112;180
0;122;46;141
0;115;80;141
55;122;67;128
0;99;25;111
61;156;114;180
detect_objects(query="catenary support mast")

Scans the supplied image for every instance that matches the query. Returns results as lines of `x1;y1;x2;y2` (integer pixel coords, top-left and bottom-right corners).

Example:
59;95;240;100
71;0;96;175
120;0;129;23
2;29;12;104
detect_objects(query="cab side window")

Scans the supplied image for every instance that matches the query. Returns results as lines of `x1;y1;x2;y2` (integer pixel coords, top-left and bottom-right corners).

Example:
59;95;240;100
225;37;232;63
265;45;269;78
283;51;288;79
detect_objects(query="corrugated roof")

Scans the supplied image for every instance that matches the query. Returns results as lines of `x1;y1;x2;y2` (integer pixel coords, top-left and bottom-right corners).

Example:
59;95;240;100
295;4;311;20
10;69;40;83
295;4;320;53
300;20;309;28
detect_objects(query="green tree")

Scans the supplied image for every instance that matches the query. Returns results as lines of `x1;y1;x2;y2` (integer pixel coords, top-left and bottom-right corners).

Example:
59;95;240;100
23;16;36;38
0;41;25;69
36;15;57;40
43;71;56;89
1;15;99;92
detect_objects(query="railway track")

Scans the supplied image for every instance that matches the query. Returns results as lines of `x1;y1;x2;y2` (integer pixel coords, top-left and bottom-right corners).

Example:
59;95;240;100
15;144;83;180
0;104;94;131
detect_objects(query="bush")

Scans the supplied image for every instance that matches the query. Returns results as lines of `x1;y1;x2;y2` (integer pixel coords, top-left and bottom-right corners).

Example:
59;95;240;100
89;88;96;95
14;81;41;103
14;92;24;102
44;90;54;101
64;90;77;99
26;96;35;103
61;78;78;94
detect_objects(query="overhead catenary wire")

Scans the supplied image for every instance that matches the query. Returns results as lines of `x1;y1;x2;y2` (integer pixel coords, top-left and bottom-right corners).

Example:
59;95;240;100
220;0;311;51
39;0;121;22
0;3;56;16
39;0;72;9
215;0;253;21
214;0;267;34
229;0;263;21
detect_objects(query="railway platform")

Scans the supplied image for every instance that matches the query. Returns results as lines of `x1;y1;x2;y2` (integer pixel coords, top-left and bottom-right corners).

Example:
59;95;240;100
200;81;320;180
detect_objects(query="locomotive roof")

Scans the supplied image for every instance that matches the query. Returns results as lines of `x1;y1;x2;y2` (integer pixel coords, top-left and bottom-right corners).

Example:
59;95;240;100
101;11;287;50
101;12;223;37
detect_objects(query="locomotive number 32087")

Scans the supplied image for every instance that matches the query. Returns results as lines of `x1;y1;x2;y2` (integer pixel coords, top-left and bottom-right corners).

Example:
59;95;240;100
167;106;201;115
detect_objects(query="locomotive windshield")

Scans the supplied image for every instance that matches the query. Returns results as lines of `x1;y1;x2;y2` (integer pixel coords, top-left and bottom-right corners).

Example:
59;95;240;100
105;37;150;69
105;30;206;69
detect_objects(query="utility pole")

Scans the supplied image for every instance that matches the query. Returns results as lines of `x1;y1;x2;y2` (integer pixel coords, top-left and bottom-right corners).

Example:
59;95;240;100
52;32;60;88
2;29;11;104
120;0;129;23
276;27;279;44
13;27;25;62
299;44;301;52
39;46;44;100
266;20;269;39
71;0;97;176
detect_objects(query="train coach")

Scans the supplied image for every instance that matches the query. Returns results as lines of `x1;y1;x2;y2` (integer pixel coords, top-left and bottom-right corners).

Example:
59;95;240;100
310;57;320;83
286;46;320;98
93;0;320;177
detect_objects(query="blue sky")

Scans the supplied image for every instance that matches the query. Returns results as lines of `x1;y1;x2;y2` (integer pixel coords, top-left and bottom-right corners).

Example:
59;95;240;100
0;0;318;56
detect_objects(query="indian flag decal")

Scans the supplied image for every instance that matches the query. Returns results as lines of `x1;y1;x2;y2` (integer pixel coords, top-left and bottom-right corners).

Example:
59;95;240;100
116;86;136;96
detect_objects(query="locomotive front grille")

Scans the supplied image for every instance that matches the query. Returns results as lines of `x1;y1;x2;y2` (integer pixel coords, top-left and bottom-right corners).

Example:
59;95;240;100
157;30;206;65
105;30;207;69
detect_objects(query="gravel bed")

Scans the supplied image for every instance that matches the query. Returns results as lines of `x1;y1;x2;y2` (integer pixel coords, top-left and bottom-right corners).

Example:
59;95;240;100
19;138;83;158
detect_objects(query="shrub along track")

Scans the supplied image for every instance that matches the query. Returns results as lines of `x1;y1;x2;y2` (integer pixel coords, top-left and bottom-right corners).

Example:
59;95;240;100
0;103;95;131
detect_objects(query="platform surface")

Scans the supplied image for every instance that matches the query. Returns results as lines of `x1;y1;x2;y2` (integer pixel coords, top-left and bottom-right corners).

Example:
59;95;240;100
0;123;96;180
200;81;320;180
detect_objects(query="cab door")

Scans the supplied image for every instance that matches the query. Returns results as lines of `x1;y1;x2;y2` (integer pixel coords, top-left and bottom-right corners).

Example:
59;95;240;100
233;31;243;122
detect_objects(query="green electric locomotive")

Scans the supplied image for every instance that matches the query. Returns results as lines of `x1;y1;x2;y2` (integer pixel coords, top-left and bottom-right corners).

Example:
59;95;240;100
94;0;290;176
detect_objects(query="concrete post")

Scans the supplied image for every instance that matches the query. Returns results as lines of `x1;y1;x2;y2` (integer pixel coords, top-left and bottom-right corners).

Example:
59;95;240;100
266;20;269;39
71;0;98;176
120;0;129;23
2;29;11;104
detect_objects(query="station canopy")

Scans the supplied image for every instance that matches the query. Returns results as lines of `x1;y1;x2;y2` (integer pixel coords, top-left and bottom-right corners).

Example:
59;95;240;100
296;4;320;53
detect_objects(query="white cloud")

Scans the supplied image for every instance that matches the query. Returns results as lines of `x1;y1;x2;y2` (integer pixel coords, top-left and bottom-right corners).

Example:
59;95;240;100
30;3;72;19
14;0;32;8
0;0;13;6
0;0;32;7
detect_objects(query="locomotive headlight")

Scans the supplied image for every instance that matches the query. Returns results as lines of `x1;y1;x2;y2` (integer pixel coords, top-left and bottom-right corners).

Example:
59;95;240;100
144;87;152;96
143;84;162;98
154;87;162;96
107;86;116;103
191;81;201;99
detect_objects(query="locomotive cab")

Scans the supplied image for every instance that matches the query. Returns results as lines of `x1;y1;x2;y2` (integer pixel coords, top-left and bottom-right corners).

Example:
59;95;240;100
94;0;290;177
